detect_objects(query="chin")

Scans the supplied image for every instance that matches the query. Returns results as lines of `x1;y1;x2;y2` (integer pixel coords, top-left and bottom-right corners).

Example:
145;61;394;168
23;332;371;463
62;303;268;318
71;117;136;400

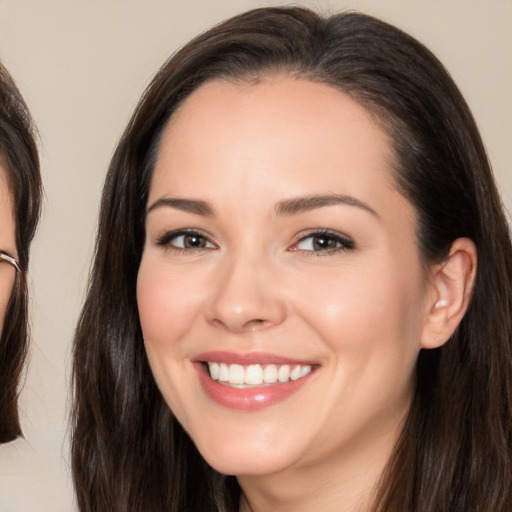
204;454;288;477
192;434;296;477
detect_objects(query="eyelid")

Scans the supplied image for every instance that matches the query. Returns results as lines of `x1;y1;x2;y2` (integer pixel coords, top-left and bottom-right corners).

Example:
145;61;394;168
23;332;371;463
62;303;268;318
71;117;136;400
152;227;354;254
154;228;218;251
289;229;355;254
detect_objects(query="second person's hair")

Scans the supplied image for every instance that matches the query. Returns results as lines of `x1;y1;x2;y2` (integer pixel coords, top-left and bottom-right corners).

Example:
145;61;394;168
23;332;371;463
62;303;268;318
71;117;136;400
0;62;42;443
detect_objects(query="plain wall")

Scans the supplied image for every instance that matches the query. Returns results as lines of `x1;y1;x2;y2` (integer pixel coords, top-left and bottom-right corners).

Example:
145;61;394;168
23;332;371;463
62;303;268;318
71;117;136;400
0;1;510;510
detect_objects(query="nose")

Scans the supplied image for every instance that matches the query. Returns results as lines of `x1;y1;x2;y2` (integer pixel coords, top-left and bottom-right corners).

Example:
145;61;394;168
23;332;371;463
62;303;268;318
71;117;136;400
205;254;286;333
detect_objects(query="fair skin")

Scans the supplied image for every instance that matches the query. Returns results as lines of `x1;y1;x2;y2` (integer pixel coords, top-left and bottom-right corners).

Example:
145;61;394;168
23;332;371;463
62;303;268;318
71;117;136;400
0;167;17;334
137;76;476;511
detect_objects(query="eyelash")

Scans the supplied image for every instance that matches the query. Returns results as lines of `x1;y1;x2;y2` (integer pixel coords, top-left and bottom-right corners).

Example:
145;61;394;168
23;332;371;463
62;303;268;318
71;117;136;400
291;229;355;256
154;228;355;255
155;229;217;253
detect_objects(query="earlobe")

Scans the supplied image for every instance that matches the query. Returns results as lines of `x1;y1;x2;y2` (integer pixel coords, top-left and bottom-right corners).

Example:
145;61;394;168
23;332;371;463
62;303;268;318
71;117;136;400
421;238;477;349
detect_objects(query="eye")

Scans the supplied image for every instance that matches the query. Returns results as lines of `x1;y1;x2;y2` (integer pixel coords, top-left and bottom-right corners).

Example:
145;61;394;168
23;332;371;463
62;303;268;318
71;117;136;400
156;230;216;251
291;230;355;254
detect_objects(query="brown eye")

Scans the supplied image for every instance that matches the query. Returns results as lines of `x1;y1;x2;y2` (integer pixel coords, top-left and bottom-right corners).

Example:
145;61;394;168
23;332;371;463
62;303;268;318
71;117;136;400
156;230;216;251
312;235;339;251
183;234;207;248
294;231;355;253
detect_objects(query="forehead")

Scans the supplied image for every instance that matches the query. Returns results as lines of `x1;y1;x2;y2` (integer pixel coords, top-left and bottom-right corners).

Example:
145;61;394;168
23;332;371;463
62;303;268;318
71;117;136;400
149;76;408;226
166;76;386;148
151;76;398;199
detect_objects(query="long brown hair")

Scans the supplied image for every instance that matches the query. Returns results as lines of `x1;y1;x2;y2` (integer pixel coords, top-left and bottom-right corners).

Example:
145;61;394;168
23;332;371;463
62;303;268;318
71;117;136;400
0;62;42;443
72;7;512;511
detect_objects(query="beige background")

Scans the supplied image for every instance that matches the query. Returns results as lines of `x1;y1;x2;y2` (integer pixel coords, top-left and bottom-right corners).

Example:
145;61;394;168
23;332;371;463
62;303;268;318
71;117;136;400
0;1;510;510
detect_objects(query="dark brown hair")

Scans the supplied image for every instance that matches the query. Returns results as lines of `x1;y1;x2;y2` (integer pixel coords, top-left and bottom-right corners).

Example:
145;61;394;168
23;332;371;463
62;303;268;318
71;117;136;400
72;7;512;511
0;62;42;443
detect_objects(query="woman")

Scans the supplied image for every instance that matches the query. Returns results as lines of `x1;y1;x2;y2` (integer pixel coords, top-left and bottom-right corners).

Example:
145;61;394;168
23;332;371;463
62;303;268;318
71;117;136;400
0;63;42;443
72;7;512;511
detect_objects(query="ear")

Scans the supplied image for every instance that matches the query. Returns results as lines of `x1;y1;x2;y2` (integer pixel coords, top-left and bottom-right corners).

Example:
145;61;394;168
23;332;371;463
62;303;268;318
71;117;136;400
421;238;477;349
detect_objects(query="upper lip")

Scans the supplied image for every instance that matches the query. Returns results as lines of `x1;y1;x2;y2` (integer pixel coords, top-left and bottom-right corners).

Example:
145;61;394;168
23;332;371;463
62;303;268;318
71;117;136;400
193;350;317;366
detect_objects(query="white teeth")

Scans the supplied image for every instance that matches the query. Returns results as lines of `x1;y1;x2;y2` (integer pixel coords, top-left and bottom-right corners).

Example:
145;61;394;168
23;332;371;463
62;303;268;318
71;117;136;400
301;365;312;377
219;363;229;382
290;365;301;381
278;365;290;382
245;364;263;385
263;364;278;383
209;362;220;380
207;362;313;386
229;364;245;385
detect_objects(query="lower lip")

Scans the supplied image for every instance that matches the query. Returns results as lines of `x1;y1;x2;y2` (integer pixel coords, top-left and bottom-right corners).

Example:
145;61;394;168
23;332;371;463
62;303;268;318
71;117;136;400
195;364;314;411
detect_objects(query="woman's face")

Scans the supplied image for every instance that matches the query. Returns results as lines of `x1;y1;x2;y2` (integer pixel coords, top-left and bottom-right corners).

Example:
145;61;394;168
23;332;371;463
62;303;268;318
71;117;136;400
137;77;433;478
0;168;17;333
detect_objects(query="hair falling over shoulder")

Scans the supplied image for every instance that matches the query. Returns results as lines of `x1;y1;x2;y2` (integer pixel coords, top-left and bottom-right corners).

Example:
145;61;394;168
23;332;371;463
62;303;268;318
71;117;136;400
71;7;512;511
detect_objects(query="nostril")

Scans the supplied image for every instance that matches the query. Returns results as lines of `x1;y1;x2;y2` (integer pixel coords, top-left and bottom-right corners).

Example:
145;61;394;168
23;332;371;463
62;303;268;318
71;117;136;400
210;316;271;332
243;318;269;331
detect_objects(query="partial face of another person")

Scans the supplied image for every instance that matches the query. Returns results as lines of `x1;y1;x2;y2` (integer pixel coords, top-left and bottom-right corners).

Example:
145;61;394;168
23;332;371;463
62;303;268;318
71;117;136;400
0;168;17;334
137;77;435;477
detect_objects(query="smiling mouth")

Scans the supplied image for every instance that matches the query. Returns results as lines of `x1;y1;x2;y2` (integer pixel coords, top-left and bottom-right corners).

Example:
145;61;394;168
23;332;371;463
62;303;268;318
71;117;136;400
206;362;313;388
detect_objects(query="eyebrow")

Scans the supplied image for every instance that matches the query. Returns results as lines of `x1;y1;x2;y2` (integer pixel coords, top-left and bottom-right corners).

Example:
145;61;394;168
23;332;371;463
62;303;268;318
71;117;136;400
145;193;378;219
146;197;215;217
275;194;379;218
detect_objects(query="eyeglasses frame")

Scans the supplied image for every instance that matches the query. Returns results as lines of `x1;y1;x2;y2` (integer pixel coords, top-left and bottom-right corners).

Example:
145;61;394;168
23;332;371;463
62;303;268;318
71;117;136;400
0;251;21;272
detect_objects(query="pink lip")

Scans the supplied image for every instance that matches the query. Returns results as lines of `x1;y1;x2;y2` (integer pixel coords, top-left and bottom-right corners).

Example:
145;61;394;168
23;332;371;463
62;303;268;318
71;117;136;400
193;350;316;366
192;351;318;411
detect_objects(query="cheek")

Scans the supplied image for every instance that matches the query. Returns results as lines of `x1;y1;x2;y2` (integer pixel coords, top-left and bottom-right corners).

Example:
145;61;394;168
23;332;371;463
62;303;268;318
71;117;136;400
292;258;425;365
137;258;203;348
0;276;15;334
136;257;205;423
291;261;425;440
